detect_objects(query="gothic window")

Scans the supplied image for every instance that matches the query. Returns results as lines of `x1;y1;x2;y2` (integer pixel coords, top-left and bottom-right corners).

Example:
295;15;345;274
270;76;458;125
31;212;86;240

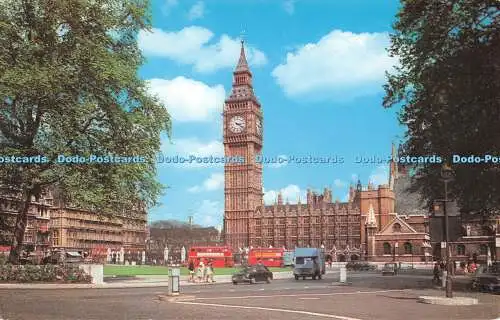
403;242;412;254
479;244;488;255
457;244;466;256
383;242;392;255
393;223;401;233
328;227;335;235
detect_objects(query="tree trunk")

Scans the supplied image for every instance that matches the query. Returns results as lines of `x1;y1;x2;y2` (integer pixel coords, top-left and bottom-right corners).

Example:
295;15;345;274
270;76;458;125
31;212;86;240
8;189;33;264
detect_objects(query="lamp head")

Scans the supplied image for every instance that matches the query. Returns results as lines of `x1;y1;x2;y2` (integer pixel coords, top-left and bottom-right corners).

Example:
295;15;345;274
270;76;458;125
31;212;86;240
440;163;454;181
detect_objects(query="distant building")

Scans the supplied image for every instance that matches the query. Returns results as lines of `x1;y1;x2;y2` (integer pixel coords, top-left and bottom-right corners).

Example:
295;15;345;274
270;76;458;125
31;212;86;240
147;220;221;263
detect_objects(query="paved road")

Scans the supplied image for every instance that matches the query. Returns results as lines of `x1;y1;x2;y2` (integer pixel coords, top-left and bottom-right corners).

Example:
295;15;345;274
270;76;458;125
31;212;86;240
0;273;498;320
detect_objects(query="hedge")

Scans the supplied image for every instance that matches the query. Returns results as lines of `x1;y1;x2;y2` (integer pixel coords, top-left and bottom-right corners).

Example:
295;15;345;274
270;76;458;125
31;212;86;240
0;258;92;283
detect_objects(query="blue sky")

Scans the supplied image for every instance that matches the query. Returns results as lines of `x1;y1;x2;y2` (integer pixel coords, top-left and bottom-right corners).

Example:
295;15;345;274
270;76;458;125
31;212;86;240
140;0;405;228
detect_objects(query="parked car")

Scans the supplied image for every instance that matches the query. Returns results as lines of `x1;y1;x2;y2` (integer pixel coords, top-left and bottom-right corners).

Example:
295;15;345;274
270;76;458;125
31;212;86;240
382;263;398;276
232;264;273;284
19;252;38;265
346;262;377;271
42;251;84;265
471;263;500;293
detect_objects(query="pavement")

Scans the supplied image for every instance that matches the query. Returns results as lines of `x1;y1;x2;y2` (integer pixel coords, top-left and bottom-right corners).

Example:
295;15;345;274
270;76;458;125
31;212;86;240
0;272;498;320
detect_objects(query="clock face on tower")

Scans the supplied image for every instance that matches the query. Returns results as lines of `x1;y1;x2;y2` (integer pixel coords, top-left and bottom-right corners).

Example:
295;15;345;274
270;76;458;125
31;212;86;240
256;118;262;135
229;116;246;133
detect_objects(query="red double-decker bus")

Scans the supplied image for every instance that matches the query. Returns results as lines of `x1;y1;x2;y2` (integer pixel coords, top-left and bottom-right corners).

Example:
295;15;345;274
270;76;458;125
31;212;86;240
188;246;234;268
248;248;285;267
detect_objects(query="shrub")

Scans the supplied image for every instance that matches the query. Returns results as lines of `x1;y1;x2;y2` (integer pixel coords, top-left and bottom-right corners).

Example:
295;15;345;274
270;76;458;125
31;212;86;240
0;264;92;283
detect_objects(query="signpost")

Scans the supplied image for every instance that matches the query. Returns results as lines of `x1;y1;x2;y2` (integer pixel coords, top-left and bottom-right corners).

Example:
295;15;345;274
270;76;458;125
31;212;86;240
339;266;346;283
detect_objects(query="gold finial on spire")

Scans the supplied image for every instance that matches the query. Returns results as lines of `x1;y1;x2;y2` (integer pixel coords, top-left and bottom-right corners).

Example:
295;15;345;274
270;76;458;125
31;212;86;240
240;28;246;44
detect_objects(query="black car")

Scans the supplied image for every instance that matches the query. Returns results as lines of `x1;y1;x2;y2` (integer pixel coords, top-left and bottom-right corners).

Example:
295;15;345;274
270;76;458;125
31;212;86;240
346;262;377;271
42;251;84;265
232;264;273;284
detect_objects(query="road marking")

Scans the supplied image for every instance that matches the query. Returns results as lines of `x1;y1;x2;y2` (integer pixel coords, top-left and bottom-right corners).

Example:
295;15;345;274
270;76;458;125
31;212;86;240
304;286;309;289
259;288;265;291
192;289;406;300
300;297;320;300
175;301;362;320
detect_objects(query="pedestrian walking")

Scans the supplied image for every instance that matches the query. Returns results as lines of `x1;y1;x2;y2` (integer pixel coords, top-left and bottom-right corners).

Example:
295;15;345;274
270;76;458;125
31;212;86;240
188;260;195;282
206;260;214;283
196;261;205;283
433;262;440;285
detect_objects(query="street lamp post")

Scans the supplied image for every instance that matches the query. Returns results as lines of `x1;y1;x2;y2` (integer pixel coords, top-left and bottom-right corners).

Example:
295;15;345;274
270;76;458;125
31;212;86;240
393;242;399;262
440;163;455;298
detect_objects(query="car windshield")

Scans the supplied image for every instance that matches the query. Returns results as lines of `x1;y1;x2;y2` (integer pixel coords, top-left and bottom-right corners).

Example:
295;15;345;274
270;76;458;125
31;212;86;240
238;266;256;272
296;257;315;264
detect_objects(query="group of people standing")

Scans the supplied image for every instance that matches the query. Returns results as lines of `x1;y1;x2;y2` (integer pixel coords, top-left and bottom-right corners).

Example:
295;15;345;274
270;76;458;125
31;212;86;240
433;260;480;284
188;259;215;283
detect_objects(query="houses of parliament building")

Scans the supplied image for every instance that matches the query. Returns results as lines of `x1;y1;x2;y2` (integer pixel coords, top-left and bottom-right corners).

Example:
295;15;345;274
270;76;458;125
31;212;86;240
222;42;434;262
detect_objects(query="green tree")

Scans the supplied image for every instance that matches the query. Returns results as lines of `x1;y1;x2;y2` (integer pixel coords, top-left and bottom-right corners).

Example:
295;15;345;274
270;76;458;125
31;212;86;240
0;0;170;263
384;0;500;215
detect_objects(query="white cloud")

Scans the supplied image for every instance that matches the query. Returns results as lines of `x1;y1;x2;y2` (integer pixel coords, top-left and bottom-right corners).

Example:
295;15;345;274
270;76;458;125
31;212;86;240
263;185;306;205
138;27;267;73
168;138;223;157
333;179;346;188
146;77;225;122
272;30;397;101
188;1;205;20
283;0;295;15
193;200;222;227
161;0;178;16
188;173;224;193
268;155;288;168
160;137;224;169
369;165;389;187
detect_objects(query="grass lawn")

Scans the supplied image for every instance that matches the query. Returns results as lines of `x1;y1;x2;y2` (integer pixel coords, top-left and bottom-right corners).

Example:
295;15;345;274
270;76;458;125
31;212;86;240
103;265;291;276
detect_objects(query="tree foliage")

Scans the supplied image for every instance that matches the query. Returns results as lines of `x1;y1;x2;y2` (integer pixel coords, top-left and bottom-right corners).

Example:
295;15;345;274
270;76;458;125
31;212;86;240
0;0;170;262
384;0;500;215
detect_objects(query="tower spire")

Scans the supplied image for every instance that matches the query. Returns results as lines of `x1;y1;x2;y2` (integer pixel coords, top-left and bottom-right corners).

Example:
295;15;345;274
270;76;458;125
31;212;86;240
389;142;398;190
366;203;377;227
235;40;249;73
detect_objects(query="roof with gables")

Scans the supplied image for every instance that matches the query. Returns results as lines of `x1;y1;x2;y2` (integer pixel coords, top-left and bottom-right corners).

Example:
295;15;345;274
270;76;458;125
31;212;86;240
379;215;420;235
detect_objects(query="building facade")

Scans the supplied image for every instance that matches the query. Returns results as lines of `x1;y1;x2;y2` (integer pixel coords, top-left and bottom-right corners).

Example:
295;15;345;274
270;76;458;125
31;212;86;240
222;43;432;262
431;205;500;264
0;187;52;257
249;189;362;259
0;186;147;262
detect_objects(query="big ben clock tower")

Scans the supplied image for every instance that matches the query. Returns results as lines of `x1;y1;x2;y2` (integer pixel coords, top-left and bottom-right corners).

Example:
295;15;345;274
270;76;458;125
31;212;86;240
223;41;263;249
